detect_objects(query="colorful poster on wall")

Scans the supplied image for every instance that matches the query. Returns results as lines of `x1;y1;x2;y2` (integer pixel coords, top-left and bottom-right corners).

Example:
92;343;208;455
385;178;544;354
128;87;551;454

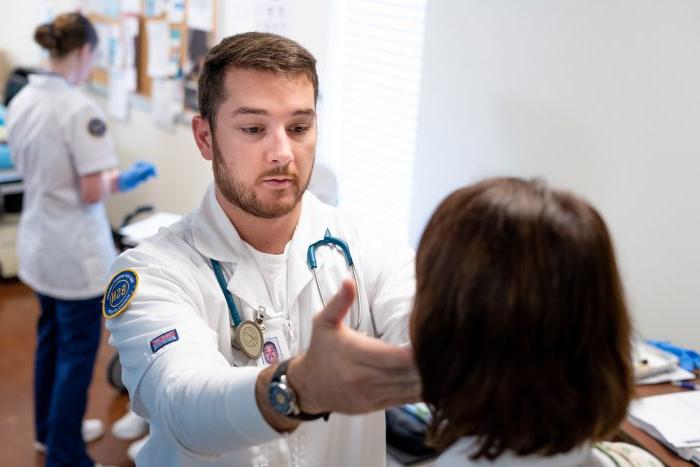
183;28;213;111
166;0;186;23
94;23;112;68
187;0;213;32
120;0;141;15
259;0;289;35
108;68;130;121
151;77;184;131
144;0;167;17
146;20;172;77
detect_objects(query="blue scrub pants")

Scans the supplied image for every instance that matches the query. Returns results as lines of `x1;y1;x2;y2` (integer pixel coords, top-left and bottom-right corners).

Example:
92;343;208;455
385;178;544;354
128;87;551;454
34;293;102;467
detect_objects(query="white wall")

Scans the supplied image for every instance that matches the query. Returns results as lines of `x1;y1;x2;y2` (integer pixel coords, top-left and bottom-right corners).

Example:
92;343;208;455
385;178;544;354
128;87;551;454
0;1;44;67
410;0;700;348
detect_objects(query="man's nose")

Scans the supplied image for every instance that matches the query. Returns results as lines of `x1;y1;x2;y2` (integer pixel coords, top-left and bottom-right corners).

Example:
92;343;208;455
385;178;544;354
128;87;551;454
266;127;294;165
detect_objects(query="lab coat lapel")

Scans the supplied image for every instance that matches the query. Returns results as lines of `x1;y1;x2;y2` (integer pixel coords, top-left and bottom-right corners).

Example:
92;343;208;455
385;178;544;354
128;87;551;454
287;193;316;310
192;184;247;263
192;184;269;311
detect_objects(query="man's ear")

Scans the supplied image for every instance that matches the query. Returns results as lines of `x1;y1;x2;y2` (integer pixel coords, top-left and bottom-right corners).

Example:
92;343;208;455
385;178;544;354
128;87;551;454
192;115;214;161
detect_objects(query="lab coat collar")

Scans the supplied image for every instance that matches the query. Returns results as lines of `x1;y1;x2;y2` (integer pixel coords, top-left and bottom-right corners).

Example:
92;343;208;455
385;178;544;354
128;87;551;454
192;184;249;263
192;184;315;309
29;73;69;89
436;437;593;467
286;192;317;309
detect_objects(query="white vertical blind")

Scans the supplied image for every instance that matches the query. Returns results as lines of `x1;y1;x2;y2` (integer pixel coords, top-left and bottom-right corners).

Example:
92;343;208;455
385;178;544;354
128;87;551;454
325;0;427;243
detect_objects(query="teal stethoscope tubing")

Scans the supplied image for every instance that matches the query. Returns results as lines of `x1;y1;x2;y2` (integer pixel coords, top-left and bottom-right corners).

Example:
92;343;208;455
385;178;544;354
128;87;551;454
210;230;363;331
211;258;242;327
307;230;362;330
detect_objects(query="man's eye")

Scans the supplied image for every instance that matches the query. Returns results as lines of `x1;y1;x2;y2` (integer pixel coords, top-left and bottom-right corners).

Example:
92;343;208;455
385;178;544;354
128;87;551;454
241;127;263;134
289;126;308;134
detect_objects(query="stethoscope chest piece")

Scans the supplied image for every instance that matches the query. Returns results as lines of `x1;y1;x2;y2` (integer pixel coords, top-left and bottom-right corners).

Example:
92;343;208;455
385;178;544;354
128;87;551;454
231;320;264;359
211;258;266;359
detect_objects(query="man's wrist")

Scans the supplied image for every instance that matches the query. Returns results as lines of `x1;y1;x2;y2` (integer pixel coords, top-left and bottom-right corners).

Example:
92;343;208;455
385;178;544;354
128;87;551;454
286;356;320;415
255;364;300;433
273;359;330;421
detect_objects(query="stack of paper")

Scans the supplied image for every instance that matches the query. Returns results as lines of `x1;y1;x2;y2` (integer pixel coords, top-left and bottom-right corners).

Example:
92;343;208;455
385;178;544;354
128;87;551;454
628;391;700;464
634;340;695;384
119;212;182;246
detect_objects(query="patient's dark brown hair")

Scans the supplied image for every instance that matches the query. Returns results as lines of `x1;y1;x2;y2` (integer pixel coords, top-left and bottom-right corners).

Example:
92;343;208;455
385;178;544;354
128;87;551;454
410;177;633;460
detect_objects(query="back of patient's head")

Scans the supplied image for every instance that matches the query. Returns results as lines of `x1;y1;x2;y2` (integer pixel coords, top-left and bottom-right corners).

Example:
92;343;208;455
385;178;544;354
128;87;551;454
411;177;633;460
34;12;97;59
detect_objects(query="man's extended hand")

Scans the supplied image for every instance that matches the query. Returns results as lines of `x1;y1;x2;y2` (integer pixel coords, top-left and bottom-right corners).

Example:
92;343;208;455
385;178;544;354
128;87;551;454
286;279;421;415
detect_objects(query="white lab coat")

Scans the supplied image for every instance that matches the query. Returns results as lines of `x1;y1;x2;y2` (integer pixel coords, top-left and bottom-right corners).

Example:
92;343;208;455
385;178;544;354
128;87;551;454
105;185;415;467
435;438;663;467
7;74;118;299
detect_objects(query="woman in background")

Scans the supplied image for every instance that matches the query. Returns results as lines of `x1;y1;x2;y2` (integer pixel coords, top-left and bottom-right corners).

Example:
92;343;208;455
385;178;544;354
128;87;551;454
411;178;662;466
7;12;155;466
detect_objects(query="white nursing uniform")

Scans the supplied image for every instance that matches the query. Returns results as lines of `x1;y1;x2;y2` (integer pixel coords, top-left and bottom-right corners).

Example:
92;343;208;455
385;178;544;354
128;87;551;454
105;186;415;467
7;74;118;299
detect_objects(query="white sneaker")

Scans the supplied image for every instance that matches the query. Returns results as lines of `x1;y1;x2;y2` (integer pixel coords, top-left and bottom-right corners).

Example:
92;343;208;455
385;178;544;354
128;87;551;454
111;410;148;440
127;435;149;461
34;418;104;452
82;418;105;443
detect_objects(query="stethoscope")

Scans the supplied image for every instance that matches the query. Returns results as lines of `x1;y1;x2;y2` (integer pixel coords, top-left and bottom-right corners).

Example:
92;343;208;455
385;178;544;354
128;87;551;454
210;230;363;359
307;229;362;331
211;258;266;359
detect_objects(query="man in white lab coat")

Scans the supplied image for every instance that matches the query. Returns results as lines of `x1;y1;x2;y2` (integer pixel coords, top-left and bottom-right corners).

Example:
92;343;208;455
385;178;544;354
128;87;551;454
104;32;420;466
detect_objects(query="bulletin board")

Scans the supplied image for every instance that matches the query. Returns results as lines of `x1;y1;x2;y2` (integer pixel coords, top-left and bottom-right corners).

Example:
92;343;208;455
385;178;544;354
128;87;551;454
86;0;216;114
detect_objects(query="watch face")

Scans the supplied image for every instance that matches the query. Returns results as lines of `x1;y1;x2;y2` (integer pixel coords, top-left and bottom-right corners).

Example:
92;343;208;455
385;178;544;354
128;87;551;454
268;382;293;415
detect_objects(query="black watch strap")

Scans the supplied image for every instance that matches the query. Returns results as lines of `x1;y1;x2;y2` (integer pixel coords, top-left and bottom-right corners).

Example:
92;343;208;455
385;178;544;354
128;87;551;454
272;360;331;421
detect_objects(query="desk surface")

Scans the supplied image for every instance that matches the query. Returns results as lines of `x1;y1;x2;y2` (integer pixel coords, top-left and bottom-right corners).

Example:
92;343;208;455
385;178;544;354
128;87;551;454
619;376;700;466
0;169;21;185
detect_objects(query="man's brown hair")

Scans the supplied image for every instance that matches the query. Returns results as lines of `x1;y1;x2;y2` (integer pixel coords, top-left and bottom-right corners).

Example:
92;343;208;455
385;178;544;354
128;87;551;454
198;32;318;130
411;177;633;460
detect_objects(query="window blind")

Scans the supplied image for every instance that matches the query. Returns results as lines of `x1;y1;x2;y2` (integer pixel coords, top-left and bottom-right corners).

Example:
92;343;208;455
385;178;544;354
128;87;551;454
325;0;427;244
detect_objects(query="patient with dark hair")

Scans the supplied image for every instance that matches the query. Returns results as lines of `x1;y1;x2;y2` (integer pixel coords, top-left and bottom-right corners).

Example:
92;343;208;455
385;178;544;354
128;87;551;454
411;178;662;466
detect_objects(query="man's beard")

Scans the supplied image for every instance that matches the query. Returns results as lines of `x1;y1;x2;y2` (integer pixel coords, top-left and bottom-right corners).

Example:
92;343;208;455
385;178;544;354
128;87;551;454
212;137;312;219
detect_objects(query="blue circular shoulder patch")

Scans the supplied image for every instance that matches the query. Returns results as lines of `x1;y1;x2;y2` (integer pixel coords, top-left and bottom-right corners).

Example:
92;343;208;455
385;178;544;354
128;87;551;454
103;269;139;319
88;118;107;137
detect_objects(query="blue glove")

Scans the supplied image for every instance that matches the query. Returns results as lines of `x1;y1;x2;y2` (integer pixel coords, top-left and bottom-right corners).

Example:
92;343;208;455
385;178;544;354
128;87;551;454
118;161;157;192
647;340;700;372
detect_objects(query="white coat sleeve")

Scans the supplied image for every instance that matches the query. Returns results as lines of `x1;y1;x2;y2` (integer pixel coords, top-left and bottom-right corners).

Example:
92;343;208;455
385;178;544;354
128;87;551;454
356;223;416;345
105;245;281;457
65;100;118;175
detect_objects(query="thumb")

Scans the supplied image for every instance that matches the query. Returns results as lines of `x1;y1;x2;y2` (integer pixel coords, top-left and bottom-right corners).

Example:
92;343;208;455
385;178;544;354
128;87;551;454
318;278;356;327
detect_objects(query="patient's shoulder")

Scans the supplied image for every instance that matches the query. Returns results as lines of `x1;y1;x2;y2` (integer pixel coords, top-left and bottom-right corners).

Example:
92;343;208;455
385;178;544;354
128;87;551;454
592;442;663;467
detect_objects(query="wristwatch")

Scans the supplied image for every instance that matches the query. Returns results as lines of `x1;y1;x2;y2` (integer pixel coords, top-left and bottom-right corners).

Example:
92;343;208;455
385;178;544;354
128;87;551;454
267;359;330;421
